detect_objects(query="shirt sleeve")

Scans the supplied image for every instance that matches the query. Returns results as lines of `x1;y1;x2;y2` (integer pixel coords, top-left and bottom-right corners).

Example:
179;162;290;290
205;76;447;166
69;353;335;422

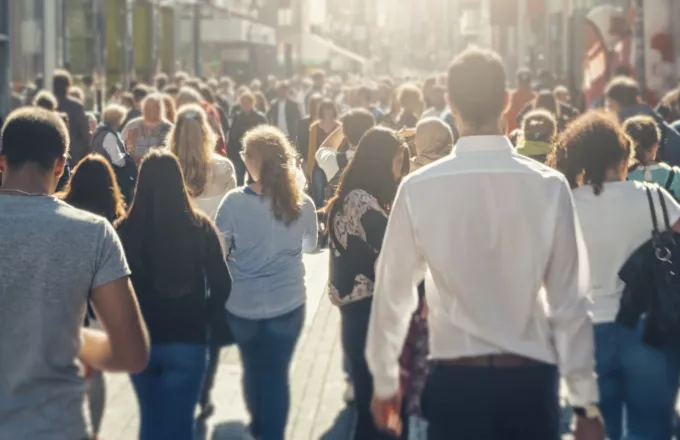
544;179;599;407
315;146;340;180
365;182;427;398
215;197;234;257
204;224;232;319
301;196;319;253
92;221;131;289
103;133;126;167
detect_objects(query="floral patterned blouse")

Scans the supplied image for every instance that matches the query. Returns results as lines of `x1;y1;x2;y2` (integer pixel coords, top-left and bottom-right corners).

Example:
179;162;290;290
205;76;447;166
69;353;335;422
327;189;388;306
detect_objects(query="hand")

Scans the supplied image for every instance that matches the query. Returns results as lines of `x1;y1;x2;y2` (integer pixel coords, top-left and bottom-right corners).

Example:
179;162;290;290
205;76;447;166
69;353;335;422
81;361;95;379
371;391;402;437
574;416;605;440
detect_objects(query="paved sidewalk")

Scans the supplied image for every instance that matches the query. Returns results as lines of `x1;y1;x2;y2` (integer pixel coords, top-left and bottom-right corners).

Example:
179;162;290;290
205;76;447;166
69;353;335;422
100;251;354;440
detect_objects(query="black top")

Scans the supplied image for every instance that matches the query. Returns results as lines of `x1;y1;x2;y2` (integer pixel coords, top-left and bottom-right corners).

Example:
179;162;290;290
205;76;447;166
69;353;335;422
121;108;142;131
117;221;232;344
57;94;92;165
327;189;388;306
227;109;268;166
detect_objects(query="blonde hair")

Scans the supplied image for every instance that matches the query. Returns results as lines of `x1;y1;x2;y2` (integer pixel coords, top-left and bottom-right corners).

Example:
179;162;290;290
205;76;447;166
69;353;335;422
243;125;302;225
411;117;453;171
141;93;166;123
175;87;202;109
163;93;177;122
167;104;216;197
102;104;127;129
68;86;85;103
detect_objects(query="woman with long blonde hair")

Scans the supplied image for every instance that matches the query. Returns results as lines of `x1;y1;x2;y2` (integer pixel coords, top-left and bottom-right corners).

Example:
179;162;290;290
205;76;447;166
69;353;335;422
215;125;317;440
168;104;236;219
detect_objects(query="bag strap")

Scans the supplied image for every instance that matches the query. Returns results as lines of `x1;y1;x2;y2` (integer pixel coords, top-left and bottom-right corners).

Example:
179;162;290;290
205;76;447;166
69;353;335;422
646;184;661;235
657;187;672;232
665;168;676;191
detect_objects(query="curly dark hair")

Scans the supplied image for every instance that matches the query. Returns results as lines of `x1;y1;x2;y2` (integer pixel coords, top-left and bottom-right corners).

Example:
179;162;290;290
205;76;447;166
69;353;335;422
623;115;661;167
553;111;632;195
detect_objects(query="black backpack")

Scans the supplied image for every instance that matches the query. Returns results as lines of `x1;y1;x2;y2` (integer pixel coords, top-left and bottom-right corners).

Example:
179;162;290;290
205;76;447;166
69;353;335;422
91;126;138;204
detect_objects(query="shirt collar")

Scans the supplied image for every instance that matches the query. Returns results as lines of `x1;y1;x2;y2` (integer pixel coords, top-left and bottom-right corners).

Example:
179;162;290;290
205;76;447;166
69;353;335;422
454;135;514;154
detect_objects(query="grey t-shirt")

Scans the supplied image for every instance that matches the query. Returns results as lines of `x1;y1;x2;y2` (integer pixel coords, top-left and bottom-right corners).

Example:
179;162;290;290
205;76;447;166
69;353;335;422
0;195;130;439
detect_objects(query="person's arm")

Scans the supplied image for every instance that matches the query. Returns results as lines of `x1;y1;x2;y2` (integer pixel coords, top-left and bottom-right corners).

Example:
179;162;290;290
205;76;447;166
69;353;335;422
80;223;149;373
301;197;319;253
365;182;426;399
315;145;341;180
204;224;232;320
215;197;234;258
102;133;126;167
544;180;598;408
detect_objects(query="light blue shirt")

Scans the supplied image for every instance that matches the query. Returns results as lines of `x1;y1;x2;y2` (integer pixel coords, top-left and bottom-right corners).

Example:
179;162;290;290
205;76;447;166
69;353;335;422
215;187;318;319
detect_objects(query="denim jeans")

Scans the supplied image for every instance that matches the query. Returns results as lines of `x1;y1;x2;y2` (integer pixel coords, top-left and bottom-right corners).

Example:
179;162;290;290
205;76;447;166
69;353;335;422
594;321;680;440
130;343;207;440
228;305;305;440
310;165;327;210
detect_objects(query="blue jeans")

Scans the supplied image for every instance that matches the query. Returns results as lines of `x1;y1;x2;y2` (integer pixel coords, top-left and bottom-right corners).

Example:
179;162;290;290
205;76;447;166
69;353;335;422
130;343;207;440
228;305;305;440
310;165;327;210
594;322;680;440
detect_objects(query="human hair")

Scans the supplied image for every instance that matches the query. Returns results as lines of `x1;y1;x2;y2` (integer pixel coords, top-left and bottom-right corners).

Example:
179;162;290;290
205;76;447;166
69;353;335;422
199;85;215;104
115;150;213;296
141;93;166;123
533;90;560;116
250;79;262;91
240;90;255;106
163;84;179;97
623;115;661;166
185;79;201;92
174;71;190;85
516;68;532;86
398;83;423;114
102;104;127;130
357;86;373;104
0;107;69;170
341;108;375;146
53;69;72;96
554;111;632;195
605;76;640;108
68;86;85;103
254;91;269;113
132;85;149;103
521;109;557;143
242;125;302;226
508;128;522;147
312;70;326;82
121;92;135;109
60;154;126;222
447;48;506;128
108;83;121;97
155;73;168;90
326;127;408;216
167;104;216;198
414;117;453;156
33;90;58;111
162;93;176;122
176;86;202;108
317;99;338;121
307;93;323;120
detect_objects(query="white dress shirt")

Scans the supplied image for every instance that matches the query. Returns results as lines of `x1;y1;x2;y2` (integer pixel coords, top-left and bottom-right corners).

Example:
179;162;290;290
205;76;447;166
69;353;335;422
365;135;599;408
277;100;288;135
315;147;355;181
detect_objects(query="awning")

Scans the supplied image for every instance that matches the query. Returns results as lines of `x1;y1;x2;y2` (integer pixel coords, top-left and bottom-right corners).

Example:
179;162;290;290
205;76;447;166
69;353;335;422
301;33;367;67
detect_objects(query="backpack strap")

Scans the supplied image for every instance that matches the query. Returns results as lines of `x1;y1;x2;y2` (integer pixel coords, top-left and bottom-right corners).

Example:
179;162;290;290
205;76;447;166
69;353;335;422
646;184;661;235
657;187;672;232
664;168;676;191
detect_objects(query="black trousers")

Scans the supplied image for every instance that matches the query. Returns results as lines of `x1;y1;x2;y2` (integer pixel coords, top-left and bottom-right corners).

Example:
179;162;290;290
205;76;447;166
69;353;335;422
341;299;396;440
421;361;560;440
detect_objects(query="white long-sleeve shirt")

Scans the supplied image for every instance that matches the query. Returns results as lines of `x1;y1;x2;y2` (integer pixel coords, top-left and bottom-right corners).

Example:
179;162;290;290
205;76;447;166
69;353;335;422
315;146;355;181
365;135;599;407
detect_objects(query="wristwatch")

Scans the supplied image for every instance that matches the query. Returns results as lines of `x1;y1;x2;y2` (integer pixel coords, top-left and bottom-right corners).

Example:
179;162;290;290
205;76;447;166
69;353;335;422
573;404;603;423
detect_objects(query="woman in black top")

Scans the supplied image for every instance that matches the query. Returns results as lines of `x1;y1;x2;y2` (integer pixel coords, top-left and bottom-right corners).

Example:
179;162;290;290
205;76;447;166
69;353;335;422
395;84;424;130
59;154;126;440
115;151;231;440
325;127;410;440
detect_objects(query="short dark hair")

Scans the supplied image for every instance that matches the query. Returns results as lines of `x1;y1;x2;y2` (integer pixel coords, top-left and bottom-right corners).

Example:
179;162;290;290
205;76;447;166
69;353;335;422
447;48;506;128
522;109;557;143
33;90;58;111
517;68;532;85
155;73;168;90
53;69;72;96
1;107;69;170
108;83;122;96
132;85;149;103
163;85;179;96
199;85;215;104
605;76;640;108
623;115;660;163
342;108;375;146
317;99;338;120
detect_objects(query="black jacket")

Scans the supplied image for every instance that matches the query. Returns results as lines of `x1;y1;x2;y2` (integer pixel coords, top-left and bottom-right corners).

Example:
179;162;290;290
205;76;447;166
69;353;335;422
57;94;92;166
227;109;268;164
267;98;302;138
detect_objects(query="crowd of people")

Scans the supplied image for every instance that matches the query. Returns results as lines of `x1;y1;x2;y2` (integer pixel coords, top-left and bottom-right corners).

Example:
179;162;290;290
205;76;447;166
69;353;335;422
4;44;680;440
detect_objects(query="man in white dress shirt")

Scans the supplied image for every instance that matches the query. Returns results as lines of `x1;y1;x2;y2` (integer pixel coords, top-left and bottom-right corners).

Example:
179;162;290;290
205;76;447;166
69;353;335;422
366;48;604;439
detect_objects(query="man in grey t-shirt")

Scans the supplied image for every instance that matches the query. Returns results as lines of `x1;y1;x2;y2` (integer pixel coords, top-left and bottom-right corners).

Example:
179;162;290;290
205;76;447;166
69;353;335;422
0;108;149;439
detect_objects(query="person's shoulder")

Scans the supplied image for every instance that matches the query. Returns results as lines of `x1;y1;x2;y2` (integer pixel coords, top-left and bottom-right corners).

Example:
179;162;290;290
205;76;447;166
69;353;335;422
51;199;111;231
125;117;144;128
211;154;235;173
